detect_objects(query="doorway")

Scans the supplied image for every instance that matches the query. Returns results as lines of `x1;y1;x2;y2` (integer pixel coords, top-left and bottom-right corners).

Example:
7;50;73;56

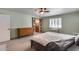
32;18;42;34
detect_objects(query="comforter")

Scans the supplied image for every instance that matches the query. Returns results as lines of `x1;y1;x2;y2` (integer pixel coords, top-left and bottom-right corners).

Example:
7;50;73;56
32;32;75;50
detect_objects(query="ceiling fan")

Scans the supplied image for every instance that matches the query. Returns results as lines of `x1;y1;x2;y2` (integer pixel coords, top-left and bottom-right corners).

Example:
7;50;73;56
35;8;50;14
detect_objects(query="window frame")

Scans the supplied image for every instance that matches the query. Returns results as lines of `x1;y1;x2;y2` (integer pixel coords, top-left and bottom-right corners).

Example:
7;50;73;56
49;17;62;29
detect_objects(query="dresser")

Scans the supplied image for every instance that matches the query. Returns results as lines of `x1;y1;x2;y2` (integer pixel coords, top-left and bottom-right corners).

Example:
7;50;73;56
17;28;33;38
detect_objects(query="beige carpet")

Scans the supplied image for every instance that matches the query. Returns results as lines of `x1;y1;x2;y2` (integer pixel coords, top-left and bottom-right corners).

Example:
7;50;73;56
0;36;33;51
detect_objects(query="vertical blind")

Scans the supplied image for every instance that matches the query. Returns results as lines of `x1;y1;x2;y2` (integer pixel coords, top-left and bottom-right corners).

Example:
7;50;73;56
49;18;62;29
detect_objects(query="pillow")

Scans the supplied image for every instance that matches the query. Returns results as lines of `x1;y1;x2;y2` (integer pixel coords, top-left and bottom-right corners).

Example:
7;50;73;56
75;34;79;45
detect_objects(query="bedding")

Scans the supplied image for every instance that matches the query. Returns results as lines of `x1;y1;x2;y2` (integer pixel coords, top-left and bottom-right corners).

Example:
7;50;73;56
31;40;45;51
45;42;61;51
32;32;75;50
75;34;79;45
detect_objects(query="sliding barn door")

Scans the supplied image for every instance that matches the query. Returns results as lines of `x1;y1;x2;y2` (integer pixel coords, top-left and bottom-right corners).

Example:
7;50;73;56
0;14;10;42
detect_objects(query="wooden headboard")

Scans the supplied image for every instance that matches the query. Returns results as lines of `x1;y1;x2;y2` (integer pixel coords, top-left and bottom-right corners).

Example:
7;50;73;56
17;28;33;37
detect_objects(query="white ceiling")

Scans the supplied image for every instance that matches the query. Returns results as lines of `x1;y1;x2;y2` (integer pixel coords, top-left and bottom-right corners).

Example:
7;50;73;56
1;8;79;17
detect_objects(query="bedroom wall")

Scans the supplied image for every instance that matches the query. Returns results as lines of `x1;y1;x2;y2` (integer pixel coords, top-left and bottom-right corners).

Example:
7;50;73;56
0;9;32;39
42;11;79;35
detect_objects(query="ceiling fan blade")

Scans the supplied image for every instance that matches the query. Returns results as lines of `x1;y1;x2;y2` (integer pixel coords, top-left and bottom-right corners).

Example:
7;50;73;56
44;11;50;12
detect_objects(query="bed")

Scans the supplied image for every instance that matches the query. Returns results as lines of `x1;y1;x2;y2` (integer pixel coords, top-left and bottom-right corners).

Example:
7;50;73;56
31;32;75;51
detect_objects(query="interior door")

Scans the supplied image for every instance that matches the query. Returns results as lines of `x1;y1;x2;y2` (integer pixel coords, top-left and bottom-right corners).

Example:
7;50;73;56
0;14;10;42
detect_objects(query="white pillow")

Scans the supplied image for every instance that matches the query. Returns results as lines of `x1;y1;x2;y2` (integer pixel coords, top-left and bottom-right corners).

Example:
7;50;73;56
75;34;79;43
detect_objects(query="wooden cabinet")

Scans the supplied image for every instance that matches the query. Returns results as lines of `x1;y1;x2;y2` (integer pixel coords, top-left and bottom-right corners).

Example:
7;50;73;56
17;28;33;38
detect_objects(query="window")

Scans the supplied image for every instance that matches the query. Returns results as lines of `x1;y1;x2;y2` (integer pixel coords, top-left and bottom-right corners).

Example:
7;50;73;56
49;18;62;29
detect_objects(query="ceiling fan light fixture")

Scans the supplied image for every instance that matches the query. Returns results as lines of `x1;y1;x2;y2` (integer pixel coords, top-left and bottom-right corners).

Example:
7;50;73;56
35;8;49;15
40;11;44;14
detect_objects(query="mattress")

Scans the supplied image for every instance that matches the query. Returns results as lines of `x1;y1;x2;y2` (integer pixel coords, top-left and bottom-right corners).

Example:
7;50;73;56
32;32;75;50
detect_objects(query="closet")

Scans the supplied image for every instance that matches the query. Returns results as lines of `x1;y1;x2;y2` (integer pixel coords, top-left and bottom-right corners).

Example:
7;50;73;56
0;14;10;42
